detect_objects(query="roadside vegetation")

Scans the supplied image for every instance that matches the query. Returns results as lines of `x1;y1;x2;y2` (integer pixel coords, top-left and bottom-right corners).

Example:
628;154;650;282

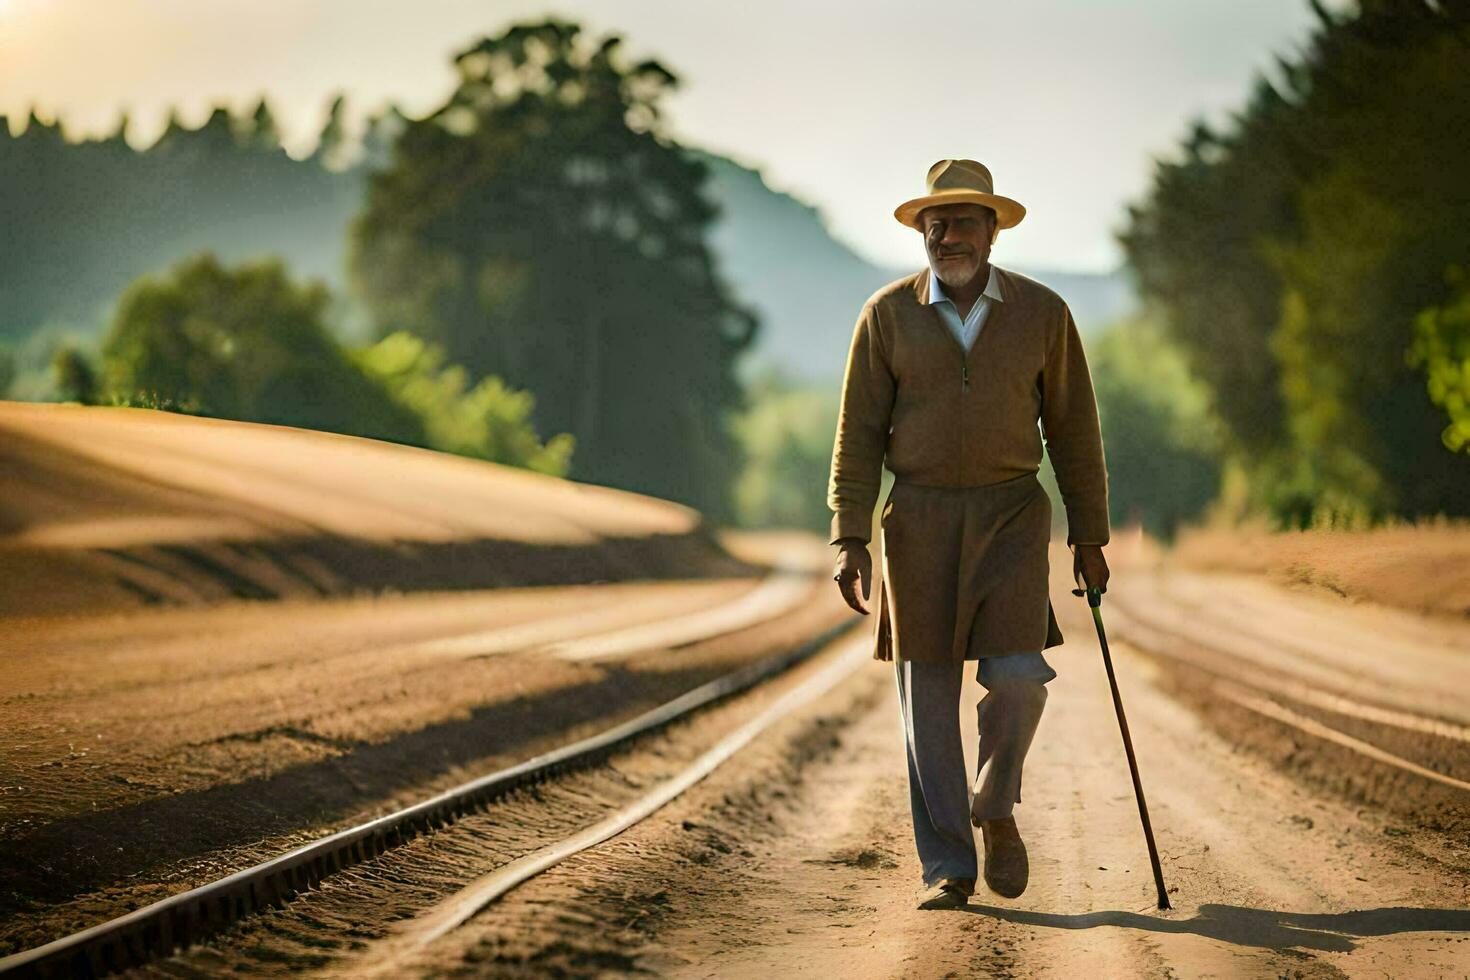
88;252;574;475
1120;0;1470;530
2;19;745;513
3;3;1465;543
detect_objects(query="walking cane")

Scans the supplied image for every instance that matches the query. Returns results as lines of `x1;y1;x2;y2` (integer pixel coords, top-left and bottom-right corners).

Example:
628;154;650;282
1072;573;1172;910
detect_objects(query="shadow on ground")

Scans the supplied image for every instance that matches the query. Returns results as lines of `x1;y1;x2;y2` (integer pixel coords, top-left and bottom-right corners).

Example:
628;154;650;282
962;902;1470;952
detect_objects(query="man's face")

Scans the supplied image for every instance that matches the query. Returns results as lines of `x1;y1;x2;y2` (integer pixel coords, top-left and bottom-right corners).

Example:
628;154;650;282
921;203;997;290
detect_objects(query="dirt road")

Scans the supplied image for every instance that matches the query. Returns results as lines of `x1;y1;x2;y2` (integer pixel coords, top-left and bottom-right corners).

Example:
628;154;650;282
319;537;1470;979
0;529;846;956
5;525;1468;976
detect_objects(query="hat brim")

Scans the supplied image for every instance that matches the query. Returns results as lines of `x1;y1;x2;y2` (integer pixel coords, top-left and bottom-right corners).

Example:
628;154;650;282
894;189;1026;231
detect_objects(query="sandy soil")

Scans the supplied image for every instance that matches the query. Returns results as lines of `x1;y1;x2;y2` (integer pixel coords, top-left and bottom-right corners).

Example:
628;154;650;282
103;540;1468;979
5;400;1465;975
0;529;850;955
389;545;1470;979
0;401;849;956
3;578;756;831
4;557;1460;974
0;402;747;617
1167;517;1470;621
1107;525;1470;723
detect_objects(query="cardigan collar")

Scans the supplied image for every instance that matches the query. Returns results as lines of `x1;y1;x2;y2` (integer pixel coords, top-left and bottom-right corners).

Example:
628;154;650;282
922;264;1005;309
913;263;1012;306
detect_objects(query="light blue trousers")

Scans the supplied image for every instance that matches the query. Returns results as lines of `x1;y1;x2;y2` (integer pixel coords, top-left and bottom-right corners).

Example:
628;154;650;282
895;651;1056;886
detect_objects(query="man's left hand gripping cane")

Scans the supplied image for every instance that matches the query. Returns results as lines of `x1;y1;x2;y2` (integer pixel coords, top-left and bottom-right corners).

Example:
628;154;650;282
1071;543;1110;597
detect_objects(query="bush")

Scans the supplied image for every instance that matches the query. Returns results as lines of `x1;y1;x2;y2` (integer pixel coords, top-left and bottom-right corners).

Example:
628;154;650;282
1089;316;1225;540
352;331;573;476
102;252;425;445
52;345;99;404
1407;267;1470;454
730;367;839;533
101;253;576;476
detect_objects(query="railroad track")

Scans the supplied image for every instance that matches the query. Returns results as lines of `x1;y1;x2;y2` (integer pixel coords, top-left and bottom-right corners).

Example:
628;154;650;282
0;620;865;979
0;545;864;979
21;559;1458;977
1102;582;1470;810
354;548;816;664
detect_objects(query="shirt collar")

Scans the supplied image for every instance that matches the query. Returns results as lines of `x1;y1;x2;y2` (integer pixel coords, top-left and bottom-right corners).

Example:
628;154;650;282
925;264;1004;307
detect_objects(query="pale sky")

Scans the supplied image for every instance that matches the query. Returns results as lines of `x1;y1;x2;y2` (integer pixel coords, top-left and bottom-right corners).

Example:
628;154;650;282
0;0;1324;272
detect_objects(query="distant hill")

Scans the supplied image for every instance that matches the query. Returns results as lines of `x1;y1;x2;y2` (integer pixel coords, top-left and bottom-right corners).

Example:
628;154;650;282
696;151;1137;385
0;114;368;349
0;120;1133;391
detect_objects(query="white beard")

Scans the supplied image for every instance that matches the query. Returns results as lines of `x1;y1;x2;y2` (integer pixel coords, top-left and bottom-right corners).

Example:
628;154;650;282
929;252;983;291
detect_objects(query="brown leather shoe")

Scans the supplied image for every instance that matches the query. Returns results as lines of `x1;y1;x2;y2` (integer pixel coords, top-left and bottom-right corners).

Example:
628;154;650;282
915;876;975;910
979;817;1029;898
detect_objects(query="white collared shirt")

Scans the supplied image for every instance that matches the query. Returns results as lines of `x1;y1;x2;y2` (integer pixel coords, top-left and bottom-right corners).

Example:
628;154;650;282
923;264;1005;352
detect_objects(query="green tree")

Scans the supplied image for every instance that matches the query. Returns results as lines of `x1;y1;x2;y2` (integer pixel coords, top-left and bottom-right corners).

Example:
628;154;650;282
731;367;839;532
246;96;281;151
101;253;424;443
52;345;98;404
1120;0;1470;525
0;347;15;398
1407;267;1470;455
1119;106;1298;457
1260;17;1470;521
0;95;360;345
1088;317;1226;540
312;92;352;170
352;330;574;475
349;19;756;519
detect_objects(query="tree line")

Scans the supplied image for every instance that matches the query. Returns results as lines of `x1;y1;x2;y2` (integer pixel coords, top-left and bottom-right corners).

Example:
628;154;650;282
13;5;1462;536
2;19;754;519
0;95;378;346
1121;0;1470;528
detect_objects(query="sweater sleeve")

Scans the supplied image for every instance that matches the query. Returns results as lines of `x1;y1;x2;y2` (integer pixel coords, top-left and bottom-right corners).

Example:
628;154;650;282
827;302;896;545
1039;302;1111;547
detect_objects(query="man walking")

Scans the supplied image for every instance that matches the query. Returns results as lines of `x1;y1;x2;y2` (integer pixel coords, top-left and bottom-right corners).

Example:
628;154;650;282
828;159;1111;910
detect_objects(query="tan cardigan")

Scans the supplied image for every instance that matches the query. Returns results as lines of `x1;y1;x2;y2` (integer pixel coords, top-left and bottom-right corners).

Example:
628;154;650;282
827;264;1110;548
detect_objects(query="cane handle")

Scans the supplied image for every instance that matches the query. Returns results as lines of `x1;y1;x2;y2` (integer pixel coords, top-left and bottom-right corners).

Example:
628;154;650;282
1071;564;1104;607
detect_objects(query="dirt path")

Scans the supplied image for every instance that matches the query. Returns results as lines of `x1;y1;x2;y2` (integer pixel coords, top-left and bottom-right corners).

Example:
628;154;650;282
393;552;1470;978
8;519;1468;975
2;578;754;836
0;531;849;956
1106;549;1470;725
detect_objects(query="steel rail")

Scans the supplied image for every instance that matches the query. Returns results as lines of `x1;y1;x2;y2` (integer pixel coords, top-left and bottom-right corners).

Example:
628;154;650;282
356;634;871;976
0;618;861;980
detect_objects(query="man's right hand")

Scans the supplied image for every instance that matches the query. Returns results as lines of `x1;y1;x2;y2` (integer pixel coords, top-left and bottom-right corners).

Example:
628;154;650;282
832;539;873;615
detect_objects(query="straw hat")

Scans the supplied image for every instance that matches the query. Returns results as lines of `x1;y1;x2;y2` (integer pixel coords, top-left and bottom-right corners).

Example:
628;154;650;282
894;159;1026;232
